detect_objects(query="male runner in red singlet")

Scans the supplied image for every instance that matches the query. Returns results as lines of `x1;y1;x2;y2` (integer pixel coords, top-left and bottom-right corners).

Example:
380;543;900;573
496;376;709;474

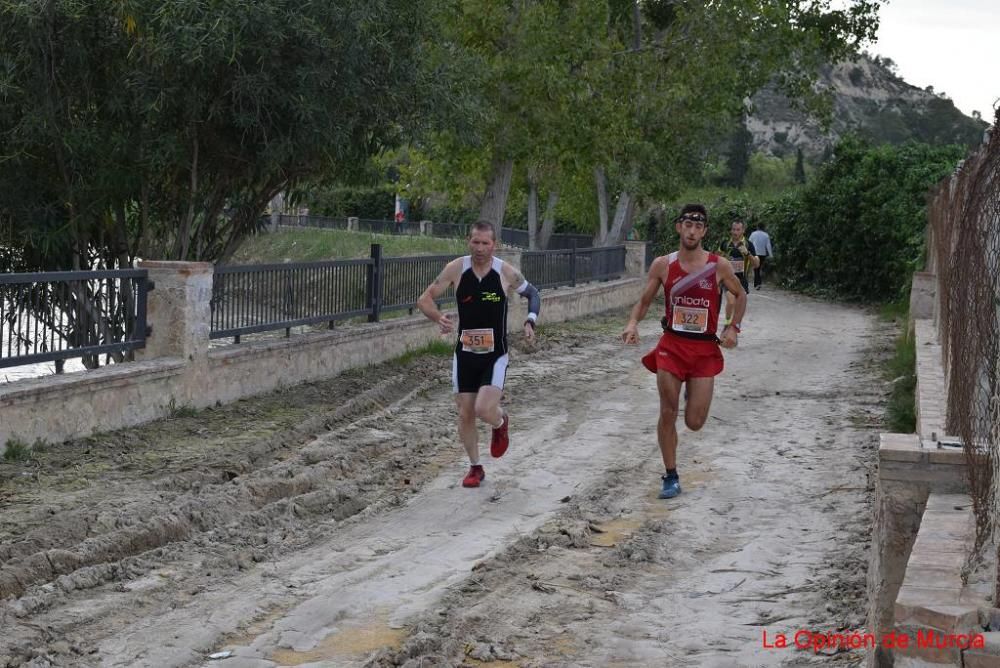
621;204;747;499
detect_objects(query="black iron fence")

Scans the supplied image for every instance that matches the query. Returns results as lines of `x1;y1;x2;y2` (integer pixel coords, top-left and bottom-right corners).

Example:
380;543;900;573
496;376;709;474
1;269;150;370
1;242;633;367
500;227;595;250
275;214;349;230
645;243;658;269
211;242;628;342
522;244;627;289
427;222;470;238
357;218;423;235
210;246;456;342
211;259;372;341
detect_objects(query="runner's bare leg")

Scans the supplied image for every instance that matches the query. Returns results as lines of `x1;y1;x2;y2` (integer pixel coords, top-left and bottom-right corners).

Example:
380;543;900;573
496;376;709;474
455;393;479;462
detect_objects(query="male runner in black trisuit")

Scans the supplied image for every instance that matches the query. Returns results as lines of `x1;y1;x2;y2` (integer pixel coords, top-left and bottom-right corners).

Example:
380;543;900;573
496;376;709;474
417;221;541;487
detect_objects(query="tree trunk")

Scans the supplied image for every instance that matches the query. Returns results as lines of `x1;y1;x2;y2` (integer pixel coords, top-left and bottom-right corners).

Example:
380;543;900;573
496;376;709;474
594;166;609;245
538;190;559;250
527;176;539;250
176;134;199;260
606;191;633;245
621;196;638;241
478;159;514;241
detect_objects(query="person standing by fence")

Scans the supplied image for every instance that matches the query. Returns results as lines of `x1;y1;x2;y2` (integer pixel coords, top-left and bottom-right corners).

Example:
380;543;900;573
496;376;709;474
749;222;773;290
417;221;541;488
621;204;746;499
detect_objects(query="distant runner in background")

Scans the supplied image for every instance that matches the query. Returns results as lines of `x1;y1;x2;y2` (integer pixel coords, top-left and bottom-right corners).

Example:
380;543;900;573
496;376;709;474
749;222;773;290
717;219;759;327
621;204;746;499
417;222;540;489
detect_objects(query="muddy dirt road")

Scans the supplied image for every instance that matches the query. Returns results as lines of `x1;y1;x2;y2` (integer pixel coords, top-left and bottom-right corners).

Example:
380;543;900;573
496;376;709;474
0;289;890;668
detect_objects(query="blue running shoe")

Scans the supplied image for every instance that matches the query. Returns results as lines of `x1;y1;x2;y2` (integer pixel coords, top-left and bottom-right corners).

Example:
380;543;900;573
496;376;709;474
659;473;681;499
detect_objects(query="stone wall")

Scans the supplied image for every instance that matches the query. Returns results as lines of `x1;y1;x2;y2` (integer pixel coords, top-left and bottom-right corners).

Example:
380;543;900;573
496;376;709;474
866;271;1000;668
0;250;647;450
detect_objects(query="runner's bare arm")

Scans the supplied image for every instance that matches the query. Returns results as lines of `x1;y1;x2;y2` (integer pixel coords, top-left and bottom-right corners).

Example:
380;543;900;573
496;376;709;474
717;258;747;349
417;259;461;332
622;256;667;344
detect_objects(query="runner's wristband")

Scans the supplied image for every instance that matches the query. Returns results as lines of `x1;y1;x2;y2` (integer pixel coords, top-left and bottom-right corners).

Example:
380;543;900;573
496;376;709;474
730;323;742;333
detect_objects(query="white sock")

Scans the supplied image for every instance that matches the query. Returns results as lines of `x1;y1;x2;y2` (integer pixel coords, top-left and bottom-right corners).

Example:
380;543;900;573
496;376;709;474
492;412;505;430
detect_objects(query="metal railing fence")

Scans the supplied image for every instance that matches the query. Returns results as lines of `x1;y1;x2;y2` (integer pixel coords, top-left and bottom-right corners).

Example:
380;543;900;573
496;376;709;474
499;227;594;250
210;260;372;341
522;244;627;289
275;214;349;230
1;269;149;369
210;241;627;342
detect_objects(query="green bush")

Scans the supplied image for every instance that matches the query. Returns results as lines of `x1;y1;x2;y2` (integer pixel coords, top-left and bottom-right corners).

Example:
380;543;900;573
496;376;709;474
303;185;397;219
761;137;964;301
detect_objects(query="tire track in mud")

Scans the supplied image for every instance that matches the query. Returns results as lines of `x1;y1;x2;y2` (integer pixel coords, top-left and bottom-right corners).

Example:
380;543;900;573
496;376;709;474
0;317;629;667
0;370;443;601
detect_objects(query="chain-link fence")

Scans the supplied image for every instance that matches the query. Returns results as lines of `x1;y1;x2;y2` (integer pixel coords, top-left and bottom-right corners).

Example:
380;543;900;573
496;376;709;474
927;109;1000;566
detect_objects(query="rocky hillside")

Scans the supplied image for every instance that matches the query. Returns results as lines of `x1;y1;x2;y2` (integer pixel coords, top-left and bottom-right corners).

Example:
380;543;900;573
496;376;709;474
748;54;988;159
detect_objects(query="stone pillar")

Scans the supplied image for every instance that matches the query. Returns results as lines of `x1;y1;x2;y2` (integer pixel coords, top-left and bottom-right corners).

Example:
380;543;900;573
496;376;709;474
420;220;433;236
624;240;647;277
867;438;930;668
347;216;359;232
135;261;213;363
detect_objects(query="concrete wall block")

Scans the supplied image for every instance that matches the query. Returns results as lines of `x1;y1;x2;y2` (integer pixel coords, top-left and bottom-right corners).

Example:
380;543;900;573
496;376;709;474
879;462;968;491
136;261;213;362
965;651;1000;668
881;433;927;463
623;240;647;277
868;479;931;666
910;272;937;321
892;624;964;665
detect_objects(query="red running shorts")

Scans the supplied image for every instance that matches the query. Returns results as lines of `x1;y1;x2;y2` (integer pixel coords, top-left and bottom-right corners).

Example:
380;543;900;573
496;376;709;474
641;333;724;381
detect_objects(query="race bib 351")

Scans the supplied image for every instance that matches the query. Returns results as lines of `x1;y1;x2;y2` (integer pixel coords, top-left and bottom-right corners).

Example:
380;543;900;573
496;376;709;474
461;328;495;354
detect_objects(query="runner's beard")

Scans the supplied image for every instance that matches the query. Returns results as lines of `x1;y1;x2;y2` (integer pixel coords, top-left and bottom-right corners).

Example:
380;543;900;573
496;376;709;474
680;237;700;251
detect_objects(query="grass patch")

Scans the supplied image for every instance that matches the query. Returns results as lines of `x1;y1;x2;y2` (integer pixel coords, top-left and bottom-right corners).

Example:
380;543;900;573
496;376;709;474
3;438;32;462
879;295;910;322
167;398;199;418
886;330;917;432
395;339;455;365
231;229;468;264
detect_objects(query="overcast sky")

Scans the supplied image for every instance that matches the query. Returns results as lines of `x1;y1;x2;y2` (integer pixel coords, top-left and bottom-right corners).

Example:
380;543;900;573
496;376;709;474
871;0;1000;119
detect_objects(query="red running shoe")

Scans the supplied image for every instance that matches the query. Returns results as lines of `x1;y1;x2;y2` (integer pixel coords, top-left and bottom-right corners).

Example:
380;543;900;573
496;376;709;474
490;413;509;458
462;465;485;488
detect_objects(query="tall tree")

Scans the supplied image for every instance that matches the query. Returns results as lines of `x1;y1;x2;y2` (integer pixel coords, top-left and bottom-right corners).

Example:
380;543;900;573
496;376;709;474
0;0;448;270
387;0;881;246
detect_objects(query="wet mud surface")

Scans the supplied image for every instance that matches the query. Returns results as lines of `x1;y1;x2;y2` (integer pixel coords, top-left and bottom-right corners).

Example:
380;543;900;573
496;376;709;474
0;290;890;667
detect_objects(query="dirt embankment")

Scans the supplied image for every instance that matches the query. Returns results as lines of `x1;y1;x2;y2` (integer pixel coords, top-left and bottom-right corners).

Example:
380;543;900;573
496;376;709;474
0;291;891;668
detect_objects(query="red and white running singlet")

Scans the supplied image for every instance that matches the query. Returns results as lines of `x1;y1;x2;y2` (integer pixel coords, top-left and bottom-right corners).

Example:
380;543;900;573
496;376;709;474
662;251;721;341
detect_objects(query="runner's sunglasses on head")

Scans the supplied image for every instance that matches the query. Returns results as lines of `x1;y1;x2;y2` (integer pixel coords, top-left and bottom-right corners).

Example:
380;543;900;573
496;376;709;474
678;213;706;224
